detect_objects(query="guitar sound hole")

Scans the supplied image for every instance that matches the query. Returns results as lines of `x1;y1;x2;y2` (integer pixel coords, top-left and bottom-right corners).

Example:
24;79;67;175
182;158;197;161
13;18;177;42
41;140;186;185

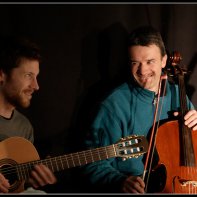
1;164;18;185
0;158;21;191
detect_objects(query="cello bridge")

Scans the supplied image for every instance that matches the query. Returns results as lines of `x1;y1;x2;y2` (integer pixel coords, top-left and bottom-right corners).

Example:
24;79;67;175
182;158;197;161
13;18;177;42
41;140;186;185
179;179;197;187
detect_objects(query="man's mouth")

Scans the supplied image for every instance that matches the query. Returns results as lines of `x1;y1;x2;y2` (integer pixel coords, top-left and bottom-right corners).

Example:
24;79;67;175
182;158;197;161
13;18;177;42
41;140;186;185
138;73;153;81
24;90;33;99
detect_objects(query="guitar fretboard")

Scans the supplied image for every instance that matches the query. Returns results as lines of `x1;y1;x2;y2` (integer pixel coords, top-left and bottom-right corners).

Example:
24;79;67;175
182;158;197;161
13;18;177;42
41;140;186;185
16;144;116;180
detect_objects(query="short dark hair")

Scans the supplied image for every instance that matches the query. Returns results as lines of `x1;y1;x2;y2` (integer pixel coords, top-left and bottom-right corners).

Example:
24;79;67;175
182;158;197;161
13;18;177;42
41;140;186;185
0;35;41;74
128;26;166;57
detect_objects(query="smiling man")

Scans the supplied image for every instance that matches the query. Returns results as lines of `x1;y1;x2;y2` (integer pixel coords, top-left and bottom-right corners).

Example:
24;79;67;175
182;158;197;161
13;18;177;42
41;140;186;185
78;26;197;193
0;36;56;193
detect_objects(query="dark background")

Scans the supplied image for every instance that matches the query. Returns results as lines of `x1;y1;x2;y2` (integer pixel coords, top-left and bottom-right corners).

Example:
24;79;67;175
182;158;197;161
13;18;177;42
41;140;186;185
0;3;197;193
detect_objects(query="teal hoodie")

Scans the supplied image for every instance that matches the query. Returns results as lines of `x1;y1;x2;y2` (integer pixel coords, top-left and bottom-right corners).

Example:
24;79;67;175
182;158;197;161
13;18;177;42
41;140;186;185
80;79;194;192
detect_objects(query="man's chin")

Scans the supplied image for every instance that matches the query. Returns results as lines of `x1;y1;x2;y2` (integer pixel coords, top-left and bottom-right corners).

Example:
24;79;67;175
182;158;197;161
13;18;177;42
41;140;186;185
140;83;155;91
20;101;31;108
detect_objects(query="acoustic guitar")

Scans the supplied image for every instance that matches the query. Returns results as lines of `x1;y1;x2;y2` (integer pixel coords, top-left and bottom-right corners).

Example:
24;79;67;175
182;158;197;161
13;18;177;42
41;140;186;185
0;135;148;193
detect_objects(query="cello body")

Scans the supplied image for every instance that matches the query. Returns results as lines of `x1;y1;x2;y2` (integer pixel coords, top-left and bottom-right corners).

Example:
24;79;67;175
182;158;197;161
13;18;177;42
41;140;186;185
145;51;197;194
156;120;197;193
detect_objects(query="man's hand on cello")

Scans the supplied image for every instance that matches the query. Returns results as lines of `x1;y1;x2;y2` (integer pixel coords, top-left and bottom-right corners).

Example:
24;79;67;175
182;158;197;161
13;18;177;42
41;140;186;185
174;109;197;131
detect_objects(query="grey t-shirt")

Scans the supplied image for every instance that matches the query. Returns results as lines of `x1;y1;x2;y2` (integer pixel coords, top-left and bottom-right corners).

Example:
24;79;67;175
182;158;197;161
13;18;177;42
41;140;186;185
0;109;34;143
0;110;47;193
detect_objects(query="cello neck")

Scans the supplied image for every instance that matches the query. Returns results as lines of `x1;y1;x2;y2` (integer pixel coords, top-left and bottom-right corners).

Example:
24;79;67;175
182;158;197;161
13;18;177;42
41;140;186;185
177;73;195;166
169;51;195;167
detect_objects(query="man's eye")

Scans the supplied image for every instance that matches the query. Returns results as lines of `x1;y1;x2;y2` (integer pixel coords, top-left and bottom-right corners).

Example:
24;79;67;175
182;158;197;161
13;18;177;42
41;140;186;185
147;60;155;64
130;61;139;66
25;73;33;78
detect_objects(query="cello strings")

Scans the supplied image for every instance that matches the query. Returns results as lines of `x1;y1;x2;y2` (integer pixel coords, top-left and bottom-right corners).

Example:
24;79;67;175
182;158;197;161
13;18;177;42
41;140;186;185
178;71;197;194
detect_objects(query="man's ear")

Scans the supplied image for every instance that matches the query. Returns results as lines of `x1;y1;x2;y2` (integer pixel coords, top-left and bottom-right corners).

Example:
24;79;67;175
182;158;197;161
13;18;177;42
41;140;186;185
162;54;168;68
0;69;5;84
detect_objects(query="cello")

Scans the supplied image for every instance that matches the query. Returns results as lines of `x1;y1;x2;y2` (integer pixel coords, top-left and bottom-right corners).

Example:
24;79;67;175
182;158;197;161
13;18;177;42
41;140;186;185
143;51;197;193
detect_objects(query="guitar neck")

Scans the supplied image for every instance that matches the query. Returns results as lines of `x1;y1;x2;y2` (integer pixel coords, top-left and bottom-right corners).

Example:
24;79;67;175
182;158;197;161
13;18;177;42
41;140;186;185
17;144;116;180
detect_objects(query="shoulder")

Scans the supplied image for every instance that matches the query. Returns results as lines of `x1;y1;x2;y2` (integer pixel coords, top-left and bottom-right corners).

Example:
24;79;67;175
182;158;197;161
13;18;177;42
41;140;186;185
166;80;179;94
100;82;131;111
13;110;34;143
104;82;130;101
13;110;33;127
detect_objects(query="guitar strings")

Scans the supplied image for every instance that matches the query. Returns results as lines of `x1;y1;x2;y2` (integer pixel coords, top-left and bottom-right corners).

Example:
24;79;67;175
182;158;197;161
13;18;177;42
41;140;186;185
1;137;143;179
0;145;116;178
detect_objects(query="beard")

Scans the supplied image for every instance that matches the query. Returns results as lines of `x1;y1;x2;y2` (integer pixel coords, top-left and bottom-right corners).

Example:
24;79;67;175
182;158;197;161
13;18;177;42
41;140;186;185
4;89;32;109
8;94;31;108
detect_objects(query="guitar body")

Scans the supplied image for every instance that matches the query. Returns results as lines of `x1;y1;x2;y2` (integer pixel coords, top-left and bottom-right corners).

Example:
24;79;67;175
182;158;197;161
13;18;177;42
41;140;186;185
0;135;148;193
0;137;40;193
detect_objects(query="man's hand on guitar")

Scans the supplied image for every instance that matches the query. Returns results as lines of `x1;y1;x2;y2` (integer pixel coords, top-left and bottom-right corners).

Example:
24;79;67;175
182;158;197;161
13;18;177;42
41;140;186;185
121;175;145;193
28;164;57;189
0;173;10;193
